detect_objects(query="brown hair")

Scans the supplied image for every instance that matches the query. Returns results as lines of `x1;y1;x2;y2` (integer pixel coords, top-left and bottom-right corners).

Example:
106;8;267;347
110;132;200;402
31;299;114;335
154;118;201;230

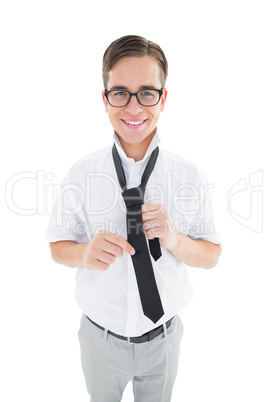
102;35;168;89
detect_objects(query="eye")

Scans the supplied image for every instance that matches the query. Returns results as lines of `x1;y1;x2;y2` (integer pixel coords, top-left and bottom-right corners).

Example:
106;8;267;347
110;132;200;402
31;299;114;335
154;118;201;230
112;91;128;97
140;91;154;97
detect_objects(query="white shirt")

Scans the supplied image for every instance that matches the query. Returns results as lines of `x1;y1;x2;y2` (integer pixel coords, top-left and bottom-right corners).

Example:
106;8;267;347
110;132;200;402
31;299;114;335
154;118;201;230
46;131;220;336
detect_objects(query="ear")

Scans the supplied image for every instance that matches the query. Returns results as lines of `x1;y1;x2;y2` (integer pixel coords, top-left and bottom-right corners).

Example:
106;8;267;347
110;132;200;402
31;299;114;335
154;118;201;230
160;88;168;112
102;90;109;113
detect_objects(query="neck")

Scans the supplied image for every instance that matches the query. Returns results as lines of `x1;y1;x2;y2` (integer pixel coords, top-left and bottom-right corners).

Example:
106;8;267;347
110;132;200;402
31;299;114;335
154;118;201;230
116;130;156;162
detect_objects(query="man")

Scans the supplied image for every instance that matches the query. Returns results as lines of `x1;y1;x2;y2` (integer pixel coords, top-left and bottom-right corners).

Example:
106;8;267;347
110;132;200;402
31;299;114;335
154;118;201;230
46;35;221;401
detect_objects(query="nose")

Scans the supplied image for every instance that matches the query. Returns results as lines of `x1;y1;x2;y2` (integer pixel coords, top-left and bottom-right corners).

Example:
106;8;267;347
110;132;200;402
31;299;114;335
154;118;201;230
124;94;143;115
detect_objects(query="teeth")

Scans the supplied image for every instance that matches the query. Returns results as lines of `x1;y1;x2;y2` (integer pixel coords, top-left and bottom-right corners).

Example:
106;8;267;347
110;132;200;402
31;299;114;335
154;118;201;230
124;120;144;126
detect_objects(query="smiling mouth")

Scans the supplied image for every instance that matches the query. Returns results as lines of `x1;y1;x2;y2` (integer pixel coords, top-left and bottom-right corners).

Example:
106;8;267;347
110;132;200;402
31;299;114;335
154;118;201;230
122;119;147;126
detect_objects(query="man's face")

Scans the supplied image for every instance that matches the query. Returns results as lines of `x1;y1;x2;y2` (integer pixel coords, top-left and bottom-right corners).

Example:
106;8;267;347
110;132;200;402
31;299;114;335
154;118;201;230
102;56;167;149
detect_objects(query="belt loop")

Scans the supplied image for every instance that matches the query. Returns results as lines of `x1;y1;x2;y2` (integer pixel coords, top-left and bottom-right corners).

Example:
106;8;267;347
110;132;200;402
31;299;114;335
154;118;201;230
163;322;168;338
103;328;108;341
148;329;155;342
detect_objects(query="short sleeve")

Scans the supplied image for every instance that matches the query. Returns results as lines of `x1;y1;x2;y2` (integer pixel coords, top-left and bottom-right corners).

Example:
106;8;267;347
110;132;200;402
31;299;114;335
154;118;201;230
45;165;89;244
185;168;221;244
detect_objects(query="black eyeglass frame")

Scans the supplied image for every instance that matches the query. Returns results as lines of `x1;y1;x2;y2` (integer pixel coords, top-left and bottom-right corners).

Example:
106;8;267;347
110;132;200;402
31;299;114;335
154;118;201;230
104;88;163;107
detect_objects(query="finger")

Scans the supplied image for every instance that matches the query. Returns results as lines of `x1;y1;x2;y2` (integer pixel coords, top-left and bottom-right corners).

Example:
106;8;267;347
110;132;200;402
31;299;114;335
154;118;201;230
102;241;124;258
93;260;110;271
145;227;161;240
142;203;161;212
97;250;116;265
142;211;159;222
85;257;110;271
100;231;135;255
143;220;161;232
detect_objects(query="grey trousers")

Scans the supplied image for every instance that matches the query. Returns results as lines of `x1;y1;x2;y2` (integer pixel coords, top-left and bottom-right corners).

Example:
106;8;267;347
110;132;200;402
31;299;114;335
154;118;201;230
78;314;183;402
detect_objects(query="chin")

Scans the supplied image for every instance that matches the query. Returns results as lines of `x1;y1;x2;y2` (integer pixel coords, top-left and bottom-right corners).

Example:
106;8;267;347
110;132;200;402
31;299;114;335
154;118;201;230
118;131;149;144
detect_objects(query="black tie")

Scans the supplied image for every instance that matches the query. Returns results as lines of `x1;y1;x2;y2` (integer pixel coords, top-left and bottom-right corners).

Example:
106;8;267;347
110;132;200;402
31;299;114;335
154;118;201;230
112;144;164;323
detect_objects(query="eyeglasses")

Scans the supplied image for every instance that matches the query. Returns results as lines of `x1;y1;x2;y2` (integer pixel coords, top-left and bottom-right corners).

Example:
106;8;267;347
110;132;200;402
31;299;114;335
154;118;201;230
104;88;163;107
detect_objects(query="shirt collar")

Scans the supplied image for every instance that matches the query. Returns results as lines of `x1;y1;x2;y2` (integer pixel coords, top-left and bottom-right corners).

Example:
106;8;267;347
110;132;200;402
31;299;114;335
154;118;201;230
113;130;161;165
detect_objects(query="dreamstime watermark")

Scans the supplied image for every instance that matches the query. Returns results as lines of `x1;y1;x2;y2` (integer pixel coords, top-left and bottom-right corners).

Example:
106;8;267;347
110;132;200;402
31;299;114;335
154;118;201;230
227;169;263;233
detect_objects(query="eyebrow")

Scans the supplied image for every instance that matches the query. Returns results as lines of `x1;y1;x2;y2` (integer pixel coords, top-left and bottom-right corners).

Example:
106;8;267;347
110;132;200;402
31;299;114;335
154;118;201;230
108;85;159;91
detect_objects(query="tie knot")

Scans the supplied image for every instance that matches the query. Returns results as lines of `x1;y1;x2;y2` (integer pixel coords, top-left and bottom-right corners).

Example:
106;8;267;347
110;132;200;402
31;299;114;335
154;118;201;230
122;185;145;208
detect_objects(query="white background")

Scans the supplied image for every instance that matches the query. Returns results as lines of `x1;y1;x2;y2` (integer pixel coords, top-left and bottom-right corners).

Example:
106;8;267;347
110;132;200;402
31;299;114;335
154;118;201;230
1;0;267;401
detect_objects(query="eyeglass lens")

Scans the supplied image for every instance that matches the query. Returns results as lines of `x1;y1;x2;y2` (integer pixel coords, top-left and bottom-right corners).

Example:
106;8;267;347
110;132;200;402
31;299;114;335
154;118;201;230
108;90;160;107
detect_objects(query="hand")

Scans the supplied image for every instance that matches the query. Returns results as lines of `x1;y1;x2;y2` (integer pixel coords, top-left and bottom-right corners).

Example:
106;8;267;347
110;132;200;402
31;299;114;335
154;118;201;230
142;204;178;250
82;230;135;271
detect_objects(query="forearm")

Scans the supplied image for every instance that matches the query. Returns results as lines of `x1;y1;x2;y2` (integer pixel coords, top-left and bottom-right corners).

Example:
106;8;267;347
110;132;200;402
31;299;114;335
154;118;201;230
168;232;221;269
49;241;87;268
